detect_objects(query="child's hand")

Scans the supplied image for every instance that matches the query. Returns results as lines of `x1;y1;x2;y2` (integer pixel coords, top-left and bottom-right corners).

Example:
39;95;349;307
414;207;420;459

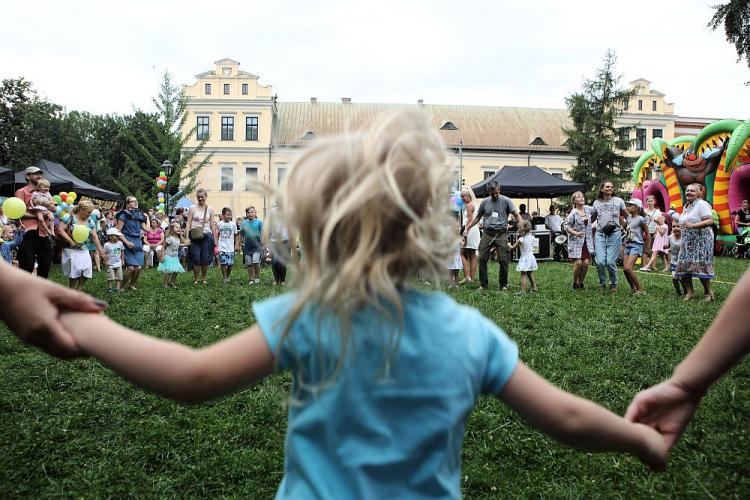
632;422;668;471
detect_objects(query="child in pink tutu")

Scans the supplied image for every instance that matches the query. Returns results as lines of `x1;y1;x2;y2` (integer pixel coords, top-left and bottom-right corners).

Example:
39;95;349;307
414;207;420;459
640;215;668;272
157;222;187;288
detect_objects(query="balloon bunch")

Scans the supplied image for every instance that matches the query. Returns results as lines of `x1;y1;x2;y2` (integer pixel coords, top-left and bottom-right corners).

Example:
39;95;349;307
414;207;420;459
450;191;465;212
155;171;168;213
53;191;78;218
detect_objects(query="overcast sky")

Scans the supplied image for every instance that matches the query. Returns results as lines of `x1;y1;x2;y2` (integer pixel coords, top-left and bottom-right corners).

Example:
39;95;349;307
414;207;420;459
3;0;749;119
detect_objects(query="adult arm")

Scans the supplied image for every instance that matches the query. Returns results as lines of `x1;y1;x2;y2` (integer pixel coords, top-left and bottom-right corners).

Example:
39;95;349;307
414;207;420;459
463;202;484;235
626;268;750;450
641;221;651;249
56;219;78;248
58;312;275;405
115;218;134;249
499;362;666;470
0;262;106;358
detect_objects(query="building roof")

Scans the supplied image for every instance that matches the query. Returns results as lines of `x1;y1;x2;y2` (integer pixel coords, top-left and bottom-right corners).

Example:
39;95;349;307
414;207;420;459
274;102;571;151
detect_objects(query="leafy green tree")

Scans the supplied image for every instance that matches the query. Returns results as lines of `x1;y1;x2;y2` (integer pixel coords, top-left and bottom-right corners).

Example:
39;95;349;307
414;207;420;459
0;77;64;168
562;50;636;201
708;0;750;79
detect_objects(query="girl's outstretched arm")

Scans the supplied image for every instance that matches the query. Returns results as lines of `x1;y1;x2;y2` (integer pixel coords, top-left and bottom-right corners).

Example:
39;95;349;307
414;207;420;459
498;362;667;470
60;312;275;405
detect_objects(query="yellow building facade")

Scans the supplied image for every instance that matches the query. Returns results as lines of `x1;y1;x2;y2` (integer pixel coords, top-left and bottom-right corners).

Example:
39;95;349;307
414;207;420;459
181;60;709;218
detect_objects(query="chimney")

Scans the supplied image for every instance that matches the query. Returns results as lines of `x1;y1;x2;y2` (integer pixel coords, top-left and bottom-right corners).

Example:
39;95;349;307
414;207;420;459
417;99;424;106
310;97;317;104
341;97;351;103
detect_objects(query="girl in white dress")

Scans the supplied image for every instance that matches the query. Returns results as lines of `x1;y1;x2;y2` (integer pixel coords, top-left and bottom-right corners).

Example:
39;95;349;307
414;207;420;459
508;220;538;294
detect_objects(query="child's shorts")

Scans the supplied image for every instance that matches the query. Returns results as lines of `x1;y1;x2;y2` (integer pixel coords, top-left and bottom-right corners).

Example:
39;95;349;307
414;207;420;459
624;242;643;256
107;266;123;281
244;252;261;266
219;251;235;266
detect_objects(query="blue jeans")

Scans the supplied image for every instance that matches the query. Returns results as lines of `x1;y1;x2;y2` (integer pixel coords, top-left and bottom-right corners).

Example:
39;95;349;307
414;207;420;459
595;229;621;287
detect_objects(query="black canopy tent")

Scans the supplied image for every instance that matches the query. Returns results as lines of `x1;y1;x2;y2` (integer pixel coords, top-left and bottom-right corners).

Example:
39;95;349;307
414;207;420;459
0;167;14;193
470;166;585;199
0;159;122;208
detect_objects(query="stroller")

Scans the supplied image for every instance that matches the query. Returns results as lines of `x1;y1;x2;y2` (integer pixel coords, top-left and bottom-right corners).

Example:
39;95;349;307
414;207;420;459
735;227;750;258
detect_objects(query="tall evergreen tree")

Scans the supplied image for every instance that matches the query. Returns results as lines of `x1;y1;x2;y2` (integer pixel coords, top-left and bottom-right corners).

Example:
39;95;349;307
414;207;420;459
115;71;211;210
562;51;636;201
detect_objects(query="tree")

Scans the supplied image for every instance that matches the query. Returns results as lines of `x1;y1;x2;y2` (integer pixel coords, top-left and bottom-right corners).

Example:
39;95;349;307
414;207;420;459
0;77;64;168
708;0;750;79
562;50;636;200
114;71;211;210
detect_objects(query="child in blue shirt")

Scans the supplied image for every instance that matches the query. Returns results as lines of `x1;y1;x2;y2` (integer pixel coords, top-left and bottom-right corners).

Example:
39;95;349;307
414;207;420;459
1;225;25;264
41;110;666;498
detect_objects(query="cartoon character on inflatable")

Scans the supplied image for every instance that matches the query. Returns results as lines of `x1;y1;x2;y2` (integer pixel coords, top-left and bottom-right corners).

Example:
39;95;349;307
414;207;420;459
631;118;750;235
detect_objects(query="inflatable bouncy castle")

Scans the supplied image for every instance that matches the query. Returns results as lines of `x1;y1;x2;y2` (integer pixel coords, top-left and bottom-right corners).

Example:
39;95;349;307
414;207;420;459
631;118;750;235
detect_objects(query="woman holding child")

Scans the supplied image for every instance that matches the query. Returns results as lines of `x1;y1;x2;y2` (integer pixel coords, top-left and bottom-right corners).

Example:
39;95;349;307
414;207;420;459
57;200;107;291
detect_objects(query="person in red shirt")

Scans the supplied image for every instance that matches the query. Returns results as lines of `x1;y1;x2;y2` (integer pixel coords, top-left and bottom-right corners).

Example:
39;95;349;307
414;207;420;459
15;166;57;278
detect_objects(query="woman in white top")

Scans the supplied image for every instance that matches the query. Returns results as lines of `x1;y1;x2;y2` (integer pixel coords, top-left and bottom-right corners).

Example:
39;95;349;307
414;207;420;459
185;188;217;285
458;188;480;284
674;183;715;301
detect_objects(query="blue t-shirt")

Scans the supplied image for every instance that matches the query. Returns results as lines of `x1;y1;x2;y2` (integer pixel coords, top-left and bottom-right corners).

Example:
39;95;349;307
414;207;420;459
240;218;263;253
116;210;146;239
253;290;519;499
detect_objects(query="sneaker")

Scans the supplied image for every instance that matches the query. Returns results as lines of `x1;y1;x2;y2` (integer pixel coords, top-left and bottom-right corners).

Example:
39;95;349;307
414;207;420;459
254;279;260;284
639;267;651;272
107;288;115;293
633;290;646;295
478;286;487;291
248;280;255;286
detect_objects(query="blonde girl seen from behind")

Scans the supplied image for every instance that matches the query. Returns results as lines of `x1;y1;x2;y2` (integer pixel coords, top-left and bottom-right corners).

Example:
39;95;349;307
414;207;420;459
44;110;666;499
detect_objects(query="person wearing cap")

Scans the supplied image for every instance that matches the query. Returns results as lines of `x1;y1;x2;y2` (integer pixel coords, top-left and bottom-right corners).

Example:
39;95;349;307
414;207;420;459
14;166;57;278
622;198;650;295
103;227;125;293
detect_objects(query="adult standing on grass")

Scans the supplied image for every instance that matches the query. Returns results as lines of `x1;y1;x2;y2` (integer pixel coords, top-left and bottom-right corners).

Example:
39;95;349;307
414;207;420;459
185;188;216;286
674;183;715;302
15;166;57;278
591;181;627;294
463;181;522;291
626;268;750;452
565;191;594;290
239;206;263;285
56;200;107;291
116;196;149;291
458;188;480;284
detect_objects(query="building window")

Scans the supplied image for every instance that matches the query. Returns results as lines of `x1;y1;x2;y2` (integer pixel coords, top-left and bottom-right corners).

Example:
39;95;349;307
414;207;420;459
652;100;657;112
245;116;259;141
483;171;495;180
277;166;287;185
636;128;647;150
623;99;629;111
204;83;211;95
638;100;643;111
196;116;209;140
221;117;234;141
244;166;258;191
619;128;631;149
652;128;663;139
220;166;234;191
551;173;563;179
223;84;230;95
242;83;248;95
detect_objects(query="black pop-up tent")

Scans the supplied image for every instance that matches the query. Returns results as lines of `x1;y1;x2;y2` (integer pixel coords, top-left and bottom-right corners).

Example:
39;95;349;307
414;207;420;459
1;159;122;208
0;166;15;191
471;166;585;198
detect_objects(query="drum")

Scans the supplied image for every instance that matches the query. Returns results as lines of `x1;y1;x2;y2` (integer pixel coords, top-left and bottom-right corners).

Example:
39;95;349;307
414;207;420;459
554;234;568;245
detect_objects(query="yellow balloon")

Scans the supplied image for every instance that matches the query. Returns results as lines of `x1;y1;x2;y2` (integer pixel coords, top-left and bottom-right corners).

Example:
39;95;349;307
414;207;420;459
2;197;27;219
68;192;77;201
72;224;90;244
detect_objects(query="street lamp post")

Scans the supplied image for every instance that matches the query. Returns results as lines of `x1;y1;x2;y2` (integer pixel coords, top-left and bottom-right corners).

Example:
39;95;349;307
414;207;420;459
162;160;173;220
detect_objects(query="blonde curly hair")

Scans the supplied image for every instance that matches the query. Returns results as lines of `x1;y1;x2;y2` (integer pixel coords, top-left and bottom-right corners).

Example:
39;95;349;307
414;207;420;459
267;109;456;387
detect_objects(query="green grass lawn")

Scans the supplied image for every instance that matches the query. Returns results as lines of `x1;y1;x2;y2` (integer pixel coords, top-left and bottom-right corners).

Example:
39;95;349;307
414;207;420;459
1;258;749;498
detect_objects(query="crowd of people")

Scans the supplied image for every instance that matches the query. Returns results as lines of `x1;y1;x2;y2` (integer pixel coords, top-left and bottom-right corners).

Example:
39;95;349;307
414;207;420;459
0;170;293;292
449;177;723;301
0;111;748;497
